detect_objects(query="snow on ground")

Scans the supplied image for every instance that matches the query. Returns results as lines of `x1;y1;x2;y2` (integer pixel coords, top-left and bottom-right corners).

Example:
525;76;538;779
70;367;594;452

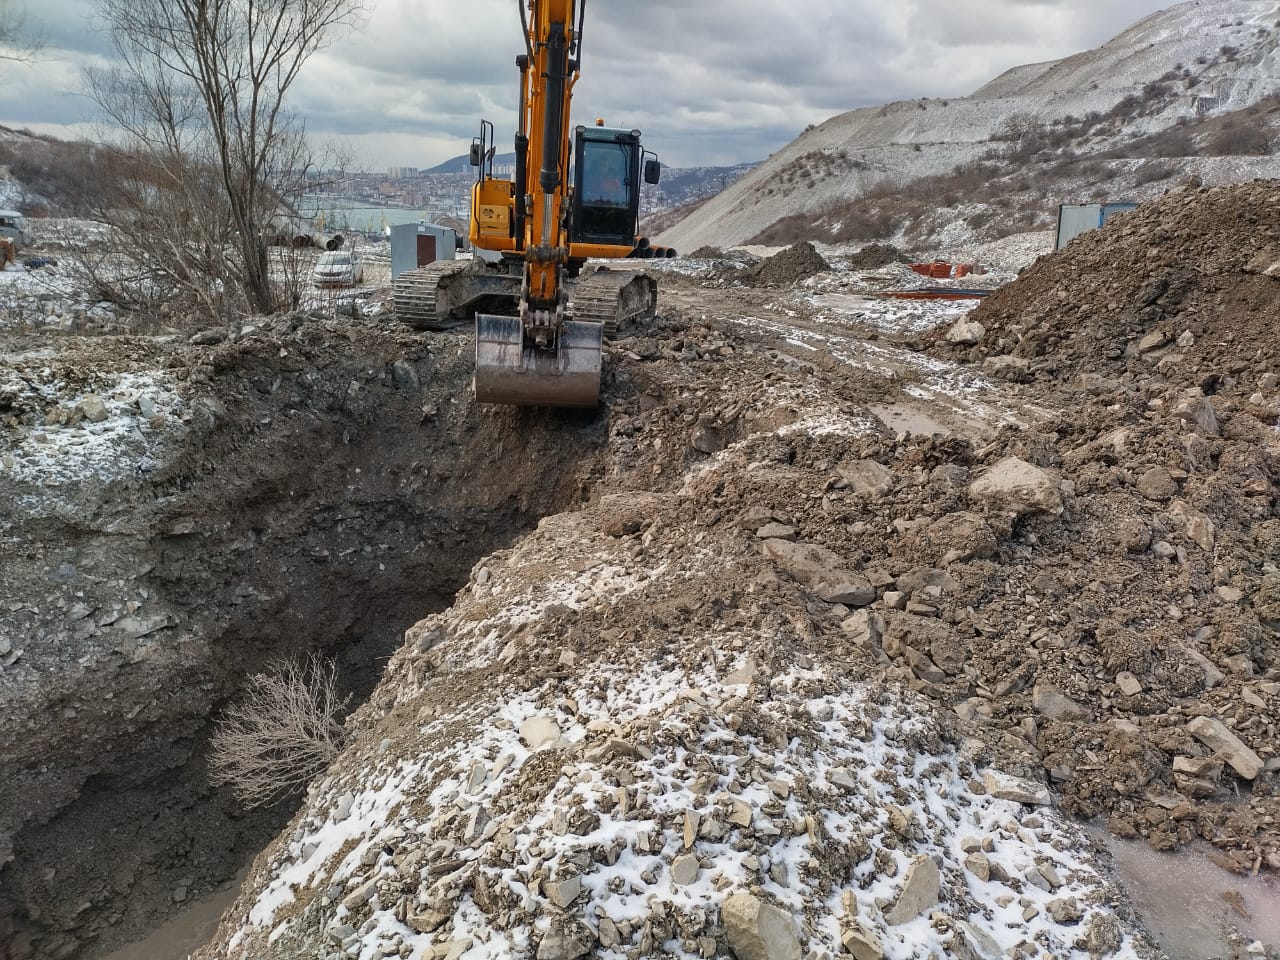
209;364;1151;960
0;366;188;488
31;218;117;249
0;218;396;328
230;656;1144;960
961;232;1055;274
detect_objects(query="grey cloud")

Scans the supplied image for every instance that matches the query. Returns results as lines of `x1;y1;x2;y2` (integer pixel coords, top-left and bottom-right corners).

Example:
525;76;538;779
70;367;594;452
0;0;1174;166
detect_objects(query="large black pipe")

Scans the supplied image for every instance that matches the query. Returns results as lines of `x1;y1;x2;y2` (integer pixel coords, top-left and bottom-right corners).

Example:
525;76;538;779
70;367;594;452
539;23;568;195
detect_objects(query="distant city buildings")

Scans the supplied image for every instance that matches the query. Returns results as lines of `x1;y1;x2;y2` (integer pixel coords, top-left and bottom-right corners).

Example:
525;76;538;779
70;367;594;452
387;166;420;178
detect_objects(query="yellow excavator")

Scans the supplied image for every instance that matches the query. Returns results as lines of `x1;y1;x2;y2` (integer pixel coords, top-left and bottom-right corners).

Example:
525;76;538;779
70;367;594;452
393;0;672;408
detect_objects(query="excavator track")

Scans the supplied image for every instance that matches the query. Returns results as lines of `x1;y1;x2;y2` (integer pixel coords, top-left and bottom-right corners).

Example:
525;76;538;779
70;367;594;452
572;269;657;339
393;261;473;330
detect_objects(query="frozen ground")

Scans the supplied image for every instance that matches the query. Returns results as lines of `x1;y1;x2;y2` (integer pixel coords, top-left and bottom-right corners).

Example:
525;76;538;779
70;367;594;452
0;219;395;330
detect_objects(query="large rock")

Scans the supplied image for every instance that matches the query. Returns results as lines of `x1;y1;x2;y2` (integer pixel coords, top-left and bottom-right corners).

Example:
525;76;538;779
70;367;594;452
883;855;940;925
950;921;1003;960
545;875;582;908
1186;716;1264;780
968;458;1062;517
841;609;884;648
536;919;595;960
840;919;884;960
760;539;875;606
900;512;997;566
838;459;894;498
77;395;109;423
982;355;1031;383
1032;683;1089;721
722;893;802;960
946;319;986;345
1135;466;1177;501
1172;390;1219;437
983;771;1051;806
1251;574;1280;626
519;715;562;750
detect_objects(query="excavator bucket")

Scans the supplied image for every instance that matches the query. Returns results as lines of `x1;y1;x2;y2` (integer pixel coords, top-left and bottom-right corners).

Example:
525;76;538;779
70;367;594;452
474;314;603;408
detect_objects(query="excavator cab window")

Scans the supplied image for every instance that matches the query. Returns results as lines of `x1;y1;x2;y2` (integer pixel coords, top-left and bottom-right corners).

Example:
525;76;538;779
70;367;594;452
570;128;642;247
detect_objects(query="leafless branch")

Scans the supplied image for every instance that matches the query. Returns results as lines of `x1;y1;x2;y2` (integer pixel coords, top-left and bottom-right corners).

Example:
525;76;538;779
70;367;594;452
86;0;365;317
208;656;350;809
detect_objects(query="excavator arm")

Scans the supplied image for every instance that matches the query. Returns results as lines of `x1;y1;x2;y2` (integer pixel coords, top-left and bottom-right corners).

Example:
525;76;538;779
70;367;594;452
521;0;577;321
473;0;601;406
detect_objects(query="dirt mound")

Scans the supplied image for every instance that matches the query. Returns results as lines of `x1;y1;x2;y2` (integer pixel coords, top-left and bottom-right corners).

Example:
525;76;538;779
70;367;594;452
743;240;829;287
847;242;906;270
204;298;1280;960
202;315;1164;960
686;245;723;259
957;180;1280;393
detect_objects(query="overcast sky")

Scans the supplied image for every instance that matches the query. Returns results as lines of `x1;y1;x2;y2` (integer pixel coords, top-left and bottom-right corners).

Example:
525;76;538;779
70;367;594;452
0;0;1176;170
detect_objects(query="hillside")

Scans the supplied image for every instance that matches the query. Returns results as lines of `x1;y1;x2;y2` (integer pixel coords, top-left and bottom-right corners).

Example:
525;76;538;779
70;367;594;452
426;152;518;175
659;0;1280;253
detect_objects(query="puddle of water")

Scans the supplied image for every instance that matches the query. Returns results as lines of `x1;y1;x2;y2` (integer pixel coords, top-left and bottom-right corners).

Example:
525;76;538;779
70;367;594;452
100;873;243;960
869;402;953;437
1104;834;1280;958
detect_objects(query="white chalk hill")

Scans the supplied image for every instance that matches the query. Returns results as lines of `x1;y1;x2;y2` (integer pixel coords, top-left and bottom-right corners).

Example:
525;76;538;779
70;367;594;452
659;0;1280;252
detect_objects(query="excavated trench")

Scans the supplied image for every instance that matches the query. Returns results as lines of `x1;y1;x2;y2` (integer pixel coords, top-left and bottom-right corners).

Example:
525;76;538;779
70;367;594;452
0;321;609;960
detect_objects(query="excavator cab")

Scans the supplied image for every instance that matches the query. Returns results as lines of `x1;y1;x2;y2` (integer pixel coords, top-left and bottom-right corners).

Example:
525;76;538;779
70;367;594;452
570;125;661;249
571;127;641;247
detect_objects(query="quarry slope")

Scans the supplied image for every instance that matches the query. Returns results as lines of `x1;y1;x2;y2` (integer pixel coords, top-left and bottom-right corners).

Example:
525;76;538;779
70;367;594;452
659;0;1280;253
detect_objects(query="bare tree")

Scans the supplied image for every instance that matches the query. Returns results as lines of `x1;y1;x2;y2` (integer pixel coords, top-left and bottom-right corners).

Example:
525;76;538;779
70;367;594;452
0;0;45;63
87;0;363;316
209;656;350;809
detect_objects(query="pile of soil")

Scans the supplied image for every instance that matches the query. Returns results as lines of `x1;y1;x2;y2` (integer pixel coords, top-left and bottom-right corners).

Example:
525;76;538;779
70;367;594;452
203;313;1164;960
206;298;1280;960
847;242;906;270
742;240;829;287
957;180;1280;393
13;197;1280;959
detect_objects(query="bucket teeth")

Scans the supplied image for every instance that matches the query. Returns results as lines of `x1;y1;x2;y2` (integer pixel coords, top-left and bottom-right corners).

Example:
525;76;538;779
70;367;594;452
474;315;603;408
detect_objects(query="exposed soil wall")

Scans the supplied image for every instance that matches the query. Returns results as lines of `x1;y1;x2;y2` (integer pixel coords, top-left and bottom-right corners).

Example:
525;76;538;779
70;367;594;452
0;317;606;960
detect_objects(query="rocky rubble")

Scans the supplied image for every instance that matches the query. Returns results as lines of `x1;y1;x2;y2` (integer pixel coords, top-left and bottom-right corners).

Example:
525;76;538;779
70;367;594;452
955;180;1280;395
740;242;830;288
911;181;1280;876
12;182;1280;959
199;303;1221;960
203;181;1280;959
205;455;1155;960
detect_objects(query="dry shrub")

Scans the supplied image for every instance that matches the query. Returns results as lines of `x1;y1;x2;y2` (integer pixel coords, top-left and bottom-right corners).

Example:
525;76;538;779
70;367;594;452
209;656;350;809
749;213;823;246
1135;162;1177;185
1208;124;1272;156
